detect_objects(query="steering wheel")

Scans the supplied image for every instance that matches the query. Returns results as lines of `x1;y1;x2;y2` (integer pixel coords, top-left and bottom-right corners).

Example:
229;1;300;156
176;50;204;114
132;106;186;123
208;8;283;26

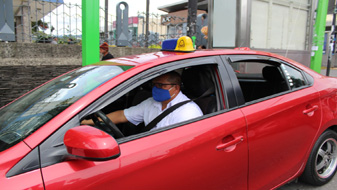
90;111;124;138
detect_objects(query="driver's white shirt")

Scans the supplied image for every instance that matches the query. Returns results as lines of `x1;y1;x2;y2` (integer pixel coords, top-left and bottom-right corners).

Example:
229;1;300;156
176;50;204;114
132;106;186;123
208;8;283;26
124;91;203;131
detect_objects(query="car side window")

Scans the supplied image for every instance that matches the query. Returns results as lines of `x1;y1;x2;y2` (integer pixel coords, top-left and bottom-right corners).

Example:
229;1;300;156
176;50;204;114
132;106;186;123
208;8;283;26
281;64;306;89
83;63;225;141
229;61;290;102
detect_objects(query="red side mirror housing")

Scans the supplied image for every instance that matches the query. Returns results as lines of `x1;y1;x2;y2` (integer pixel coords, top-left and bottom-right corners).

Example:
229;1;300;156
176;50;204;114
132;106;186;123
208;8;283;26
64;125;120;161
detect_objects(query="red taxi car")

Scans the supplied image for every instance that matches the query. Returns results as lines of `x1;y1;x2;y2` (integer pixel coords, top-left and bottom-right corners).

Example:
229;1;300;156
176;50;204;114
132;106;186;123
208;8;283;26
1;36;337;190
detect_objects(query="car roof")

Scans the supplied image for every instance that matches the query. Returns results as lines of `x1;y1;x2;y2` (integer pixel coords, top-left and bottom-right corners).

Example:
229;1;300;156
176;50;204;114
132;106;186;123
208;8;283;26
91;48;318;80
93;49;281;67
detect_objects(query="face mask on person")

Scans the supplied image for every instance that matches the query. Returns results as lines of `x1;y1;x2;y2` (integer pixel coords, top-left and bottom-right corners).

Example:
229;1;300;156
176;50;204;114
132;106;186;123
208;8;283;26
152;86;175;102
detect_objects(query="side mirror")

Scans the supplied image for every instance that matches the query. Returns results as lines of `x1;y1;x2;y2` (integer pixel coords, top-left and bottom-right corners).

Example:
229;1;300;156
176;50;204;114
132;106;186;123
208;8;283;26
64;125;120;161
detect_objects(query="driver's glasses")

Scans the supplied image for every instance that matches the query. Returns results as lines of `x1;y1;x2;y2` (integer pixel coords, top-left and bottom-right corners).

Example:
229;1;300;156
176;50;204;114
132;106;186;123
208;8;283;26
152;83;176;89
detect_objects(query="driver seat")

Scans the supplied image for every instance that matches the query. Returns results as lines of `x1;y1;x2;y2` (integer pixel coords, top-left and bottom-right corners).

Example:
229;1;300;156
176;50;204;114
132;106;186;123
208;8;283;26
181;66;217;114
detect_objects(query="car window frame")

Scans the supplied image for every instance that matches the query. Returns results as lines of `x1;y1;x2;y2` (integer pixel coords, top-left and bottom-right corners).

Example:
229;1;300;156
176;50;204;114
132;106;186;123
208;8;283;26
94;56;227;143
61;56;227;141
221;54;312;107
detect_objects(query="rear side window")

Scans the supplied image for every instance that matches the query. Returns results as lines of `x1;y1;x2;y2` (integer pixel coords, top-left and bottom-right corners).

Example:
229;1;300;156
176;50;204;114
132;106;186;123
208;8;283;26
229;61;290;102
281;64;306;89
231;61;266;75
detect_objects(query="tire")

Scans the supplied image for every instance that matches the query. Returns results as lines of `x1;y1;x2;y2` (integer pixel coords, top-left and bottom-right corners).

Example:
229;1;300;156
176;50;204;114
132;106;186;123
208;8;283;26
300;130;337;186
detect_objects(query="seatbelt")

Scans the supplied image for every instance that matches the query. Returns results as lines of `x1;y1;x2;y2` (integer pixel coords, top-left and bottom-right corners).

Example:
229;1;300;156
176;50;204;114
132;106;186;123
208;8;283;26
140;86;214;132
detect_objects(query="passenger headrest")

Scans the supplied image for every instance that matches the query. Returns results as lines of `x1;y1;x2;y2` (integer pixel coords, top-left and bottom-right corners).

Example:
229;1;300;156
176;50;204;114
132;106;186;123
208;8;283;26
181;67;215;98
262;66;284;82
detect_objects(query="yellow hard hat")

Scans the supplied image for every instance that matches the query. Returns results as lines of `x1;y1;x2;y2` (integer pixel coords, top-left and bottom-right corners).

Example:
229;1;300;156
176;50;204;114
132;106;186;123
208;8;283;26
175;36;195;52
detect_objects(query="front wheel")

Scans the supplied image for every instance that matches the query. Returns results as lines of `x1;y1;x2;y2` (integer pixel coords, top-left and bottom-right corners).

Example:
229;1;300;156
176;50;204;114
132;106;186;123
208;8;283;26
300;130;337;186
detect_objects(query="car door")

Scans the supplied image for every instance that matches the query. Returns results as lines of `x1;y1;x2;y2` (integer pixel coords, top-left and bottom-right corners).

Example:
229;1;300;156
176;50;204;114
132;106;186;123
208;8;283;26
38;57;249;189
223;55;322;189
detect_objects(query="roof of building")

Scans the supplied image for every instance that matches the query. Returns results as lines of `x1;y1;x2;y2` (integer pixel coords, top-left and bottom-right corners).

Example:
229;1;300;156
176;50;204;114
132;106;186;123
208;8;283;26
158;0;208;13
13;0;63;20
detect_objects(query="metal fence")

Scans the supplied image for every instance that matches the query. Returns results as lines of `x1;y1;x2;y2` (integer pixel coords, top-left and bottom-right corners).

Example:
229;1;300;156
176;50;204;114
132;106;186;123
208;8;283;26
14;0;83;44
10;0;192;47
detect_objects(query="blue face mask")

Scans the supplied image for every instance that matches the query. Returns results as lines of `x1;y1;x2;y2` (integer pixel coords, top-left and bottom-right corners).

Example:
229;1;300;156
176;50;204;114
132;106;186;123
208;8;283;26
152;86;174;102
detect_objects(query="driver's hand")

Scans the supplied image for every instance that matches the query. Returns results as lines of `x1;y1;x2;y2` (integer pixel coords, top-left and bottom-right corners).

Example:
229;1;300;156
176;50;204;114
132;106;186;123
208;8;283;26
81;119;94;126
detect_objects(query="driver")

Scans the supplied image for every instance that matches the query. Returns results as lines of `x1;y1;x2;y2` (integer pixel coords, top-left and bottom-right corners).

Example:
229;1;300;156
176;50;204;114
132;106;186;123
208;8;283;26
82;71;203;131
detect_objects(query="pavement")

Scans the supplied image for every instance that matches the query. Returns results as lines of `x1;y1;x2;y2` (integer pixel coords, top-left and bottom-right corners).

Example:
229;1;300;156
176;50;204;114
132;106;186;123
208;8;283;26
279;178;337;190
278;67;337;190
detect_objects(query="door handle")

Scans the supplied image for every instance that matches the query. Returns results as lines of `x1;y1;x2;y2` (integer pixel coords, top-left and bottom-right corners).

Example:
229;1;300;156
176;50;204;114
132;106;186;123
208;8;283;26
303;105;318;115
216;136;243;151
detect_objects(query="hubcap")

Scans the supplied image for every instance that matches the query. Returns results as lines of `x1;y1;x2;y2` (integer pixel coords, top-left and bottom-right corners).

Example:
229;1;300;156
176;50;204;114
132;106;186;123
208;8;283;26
315;138;337;178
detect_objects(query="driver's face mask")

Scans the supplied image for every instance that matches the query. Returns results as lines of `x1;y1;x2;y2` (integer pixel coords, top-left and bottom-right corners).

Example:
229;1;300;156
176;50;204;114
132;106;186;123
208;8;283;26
152;86;175;102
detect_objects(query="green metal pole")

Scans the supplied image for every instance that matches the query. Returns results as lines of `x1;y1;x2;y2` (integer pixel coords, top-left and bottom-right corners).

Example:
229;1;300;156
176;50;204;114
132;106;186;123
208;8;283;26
82;0;100;66
310;0;329;73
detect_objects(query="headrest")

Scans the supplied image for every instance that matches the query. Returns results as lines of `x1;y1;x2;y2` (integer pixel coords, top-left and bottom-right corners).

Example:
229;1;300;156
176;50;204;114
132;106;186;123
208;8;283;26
262;66;284;82
181;67;214;98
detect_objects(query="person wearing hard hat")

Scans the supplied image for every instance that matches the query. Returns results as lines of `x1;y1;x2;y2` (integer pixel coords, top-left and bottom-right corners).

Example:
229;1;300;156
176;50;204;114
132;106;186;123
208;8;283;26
100;42;114;61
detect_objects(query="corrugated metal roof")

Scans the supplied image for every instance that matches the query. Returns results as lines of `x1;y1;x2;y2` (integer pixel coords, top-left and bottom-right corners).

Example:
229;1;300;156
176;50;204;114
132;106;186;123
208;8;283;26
158;0;208;13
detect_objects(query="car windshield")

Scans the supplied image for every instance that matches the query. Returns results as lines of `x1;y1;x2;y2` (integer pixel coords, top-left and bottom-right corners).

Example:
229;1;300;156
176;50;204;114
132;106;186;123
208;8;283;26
0;65;130;152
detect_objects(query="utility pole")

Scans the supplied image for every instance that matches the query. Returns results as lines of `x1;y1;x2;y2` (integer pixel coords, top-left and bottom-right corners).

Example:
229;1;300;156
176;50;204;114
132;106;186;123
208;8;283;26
310;0;329;73
187;0;197;46
145;0;150;48
104;0;109;42
327;1;337;76
82;0;99;66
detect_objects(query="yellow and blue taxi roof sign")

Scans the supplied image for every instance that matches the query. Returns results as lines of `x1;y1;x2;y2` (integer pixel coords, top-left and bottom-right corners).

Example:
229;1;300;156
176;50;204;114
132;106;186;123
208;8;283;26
161;36;195;52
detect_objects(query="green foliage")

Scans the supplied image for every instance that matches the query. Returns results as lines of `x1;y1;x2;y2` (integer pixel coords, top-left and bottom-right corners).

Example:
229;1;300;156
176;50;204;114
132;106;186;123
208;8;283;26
148;44;161;49
31;20;55;43
33;31;52;43
31;20;49;32
57;36;81;45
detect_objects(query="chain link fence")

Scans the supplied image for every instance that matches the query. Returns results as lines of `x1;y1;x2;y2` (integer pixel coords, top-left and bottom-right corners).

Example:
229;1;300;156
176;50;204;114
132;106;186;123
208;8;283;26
11;0;190;47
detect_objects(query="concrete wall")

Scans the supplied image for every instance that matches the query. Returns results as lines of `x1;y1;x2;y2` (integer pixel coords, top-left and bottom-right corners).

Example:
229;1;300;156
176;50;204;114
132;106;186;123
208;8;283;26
0;42;159;107
256;49;312;68
0;65;80;107
0;42;159;64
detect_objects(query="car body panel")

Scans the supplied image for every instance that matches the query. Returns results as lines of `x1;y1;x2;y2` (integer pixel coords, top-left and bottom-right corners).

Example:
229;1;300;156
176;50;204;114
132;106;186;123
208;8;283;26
311;76;337;134
304;76;337;166
3;170;44;190
242;87;321;189
0;142;44;189
42;111;248;190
